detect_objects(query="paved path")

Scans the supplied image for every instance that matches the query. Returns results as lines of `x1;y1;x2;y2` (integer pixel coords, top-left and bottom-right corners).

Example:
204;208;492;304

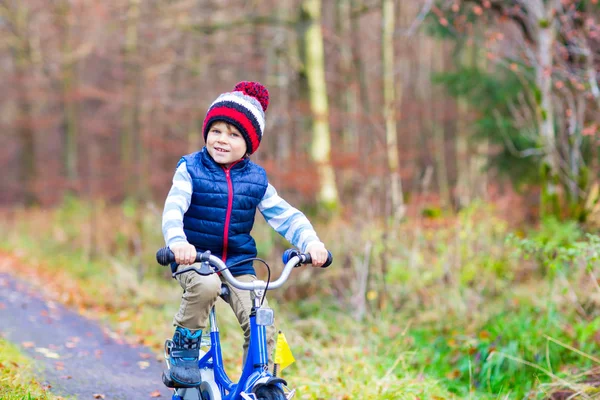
0;273;174;400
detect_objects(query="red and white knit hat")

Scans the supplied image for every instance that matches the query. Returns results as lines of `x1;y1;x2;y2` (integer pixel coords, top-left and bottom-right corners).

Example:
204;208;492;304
202;81;269;155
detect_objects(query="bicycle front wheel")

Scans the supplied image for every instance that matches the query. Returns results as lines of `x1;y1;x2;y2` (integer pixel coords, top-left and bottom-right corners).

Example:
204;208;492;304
174;387;202;400
253;385;286;400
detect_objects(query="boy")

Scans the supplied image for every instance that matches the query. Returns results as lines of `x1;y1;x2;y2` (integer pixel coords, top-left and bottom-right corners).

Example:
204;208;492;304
162;81;329;386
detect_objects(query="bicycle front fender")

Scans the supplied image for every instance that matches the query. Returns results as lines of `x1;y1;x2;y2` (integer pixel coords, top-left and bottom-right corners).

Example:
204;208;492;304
227;370;269;399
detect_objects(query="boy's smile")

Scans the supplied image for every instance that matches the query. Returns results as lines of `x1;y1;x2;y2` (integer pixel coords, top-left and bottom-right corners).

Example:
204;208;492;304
206;122;247;168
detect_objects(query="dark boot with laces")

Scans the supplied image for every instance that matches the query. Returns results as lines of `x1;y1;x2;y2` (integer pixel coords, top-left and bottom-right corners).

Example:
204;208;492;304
168;327;202;386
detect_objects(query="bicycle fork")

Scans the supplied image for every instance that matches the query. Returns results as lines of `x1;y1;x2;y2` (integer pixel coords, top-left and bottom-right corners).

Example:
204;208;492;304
239;290;295;400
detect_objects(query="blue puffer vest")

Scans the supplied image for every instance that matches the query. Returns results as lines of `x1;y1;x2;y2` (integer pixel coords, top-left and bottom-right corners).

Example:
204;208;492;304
180;148;268;276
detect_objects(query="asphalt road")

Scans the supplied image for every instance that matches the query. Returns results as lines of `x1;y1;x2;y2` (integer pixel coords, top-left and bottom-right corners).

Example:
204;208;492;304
0;273;174;400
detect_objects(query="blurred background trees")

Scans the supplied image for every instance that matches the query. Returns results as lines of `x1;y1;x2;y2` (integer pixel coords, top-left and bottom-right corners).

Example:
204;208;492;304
1;2;599;397
0;0;598;224
435;0;600;222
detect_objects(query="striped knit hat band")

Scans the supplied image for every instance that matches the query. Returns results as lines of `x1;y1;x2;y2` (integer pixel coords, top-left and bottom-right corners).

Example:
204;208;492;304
202;81;269;155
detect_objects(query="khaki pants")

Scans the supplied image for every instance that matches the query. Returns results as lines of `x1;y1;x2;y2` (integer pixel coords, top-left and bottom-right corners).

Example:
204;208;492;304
173;266;276;364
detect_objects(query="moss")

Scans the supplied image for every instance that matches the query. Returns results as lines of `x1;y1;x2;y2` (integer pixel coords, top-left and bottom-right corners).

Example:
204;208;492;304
533;87;542;105
422;206;443;218
539;162;561;218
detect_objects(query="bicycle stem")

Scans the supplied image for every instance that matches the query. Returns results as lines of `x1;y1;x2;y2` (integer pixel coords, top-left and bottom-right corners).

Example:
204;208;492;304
206;254;301;291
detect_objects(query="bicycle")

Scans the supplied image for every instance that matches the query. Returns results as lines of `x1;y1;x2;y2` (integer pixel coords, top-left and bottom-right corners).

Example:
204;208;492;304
155;247;332;400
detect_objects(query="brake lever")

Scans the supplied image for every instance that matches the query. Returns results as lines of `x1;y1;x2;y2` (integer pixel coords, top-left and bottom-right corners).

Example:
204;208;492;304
172;260;215;278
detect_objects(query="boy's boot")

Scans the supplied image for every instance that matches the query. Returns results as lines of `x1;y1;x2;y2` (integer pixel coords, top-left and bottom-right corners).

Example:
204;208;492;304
169;327;202;386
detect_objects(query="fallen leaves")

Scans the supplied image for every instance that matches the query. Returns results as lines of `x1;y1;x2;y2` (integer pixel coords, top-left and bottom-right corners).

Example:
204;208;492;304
93;394;105;399
35;347;60;359
150;390;162;397
137;361;150;370
21;341;35;348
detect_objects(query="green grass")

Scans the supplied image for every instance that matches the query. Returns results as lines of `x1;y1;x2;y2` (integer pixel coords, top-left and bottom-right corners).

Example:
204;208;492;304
407;306;600;398
1;200;600;399
0;338;59;400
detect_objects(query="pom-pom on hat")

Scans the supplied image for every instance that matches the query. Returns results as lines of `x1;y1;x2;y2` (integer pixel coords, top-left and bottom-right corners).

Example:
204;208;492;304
202;81;269;155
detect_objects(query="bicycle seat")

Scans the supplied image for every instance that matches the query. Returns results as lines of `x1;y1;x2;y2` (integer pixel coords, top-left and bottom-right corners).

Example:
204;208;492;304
219;284;230;302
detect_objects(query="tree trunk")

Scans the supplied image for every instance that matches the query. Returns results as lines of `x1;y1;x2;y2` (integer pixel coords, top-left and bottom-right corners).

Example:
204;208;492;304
336;0;357;151
16;64;36;205
123;0;145;280
274;0;293;161
527;0;560;216
350;0;371;164
56;1;79;191
470;33;488;202
13;4;37;205
302;0;340;211
122;0;142;200
455;40;475;210
382;0;405;222
431;40;451;208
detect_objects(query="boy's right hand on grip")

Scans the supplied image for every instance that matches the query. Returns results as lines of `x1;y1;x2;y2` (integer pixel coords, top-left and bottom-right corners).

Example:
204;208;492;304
170;243;197;265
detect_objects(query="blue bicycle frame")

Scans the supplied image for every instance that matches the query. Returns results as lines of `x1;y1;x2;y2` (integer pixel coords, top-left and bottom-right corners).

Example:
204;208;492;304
156;248;329;400
197;303;271;399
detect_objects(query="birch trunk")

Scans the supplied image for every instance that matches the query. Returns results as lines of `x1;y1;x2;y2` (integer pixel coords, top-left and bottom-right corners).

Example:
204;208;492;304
538;15;560;216
302;0;340;211
382;0;405;222
522;0;560;215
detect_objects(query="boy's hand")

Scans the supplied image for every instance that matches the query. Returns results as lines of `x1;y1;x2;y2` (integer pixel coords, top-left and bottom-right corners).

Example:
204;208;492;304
170;242;197;265
305;242;328;268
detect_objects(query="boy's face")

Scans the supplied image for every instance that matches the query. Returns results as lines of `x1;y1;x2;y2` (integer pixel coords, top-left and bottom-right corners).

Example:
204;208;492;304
206;121;247;167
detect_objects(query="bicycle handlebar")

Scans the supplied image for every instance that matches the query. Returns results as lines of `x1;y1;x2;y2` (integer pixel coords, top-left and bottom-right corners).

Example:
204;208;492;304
155;247;332;291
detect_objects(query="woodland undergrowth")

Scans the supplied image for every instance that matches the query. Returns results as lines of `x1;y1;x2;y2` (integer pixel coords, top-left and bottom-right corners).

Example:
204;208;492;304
1;198;600;400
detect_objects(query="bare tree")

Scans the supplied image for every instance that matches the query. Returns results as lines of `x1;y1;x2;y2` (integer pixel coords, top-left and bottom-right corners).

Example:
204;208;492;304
301;0;340;211
382;0;406;222
3;1;38;204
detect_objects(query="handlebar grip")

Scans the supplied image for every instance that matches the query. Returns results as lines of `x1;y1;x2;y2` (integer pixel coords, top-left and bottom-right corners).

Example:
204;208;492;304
156;247;175;266
156;247;212;266
282;249;333;268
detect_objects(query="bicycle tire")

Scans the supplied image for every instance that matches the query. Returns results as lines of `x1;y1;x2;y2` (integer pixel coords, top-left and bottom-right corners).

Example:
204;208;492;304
253;384;286;400
199;380;221;400
175;387;201;400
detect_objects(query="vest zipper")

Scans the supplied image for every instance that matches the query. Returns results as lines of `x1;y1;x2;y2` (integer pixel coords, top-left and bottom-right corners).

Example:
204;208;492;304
221;160;241;262
222;169;233;262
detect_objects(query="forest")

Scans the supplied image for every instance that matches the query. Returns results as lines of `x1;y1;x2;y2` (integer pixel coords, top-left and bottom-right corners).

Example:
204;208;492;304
1;0;600;399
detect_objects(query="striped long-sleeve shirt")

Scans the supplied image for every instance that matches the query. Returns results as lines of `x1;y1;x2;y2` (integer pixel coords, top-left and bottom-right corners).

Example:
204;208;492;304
162;161;323;252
